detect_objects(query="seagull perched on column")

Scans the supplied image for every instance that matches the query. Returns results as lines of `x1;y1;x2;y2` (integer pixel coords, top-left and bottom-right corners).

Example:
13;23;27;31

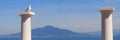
25;5;31;12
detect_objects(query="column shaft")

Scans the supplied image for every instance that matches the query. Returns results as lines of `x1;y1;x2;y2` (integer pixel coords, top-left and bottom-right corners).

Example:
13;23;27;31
21;16;31;40
102;13;113;40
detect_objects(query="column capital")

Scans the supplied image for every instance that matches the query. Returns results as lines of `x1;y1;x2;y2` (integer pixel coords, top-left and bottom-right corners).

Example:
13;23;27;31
99;7;114;15
18;12;35;17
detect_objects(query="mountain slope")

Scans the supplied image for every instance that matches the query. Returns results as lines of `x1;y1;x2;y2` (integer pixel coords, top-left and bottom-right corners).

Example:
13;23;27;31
31;25;91;37
32;25;78;36
0;25;119;37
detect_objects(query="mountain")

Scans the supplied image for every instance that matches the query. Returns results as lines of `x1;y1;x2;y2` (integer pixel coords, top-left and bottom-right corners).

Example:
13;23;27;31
32;25;78;35
113;30;120;36
0;25;120;38
32;25;91;38
0;25;91;38
0;25;119;40
83;29;120;37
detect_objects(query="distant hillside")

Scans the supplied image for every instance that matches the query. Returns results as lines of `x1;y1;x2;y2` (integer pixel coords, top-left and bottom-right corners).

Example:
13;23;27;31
83;29;120;37
113;30;120;36
32;25;92;38
0;25;119;38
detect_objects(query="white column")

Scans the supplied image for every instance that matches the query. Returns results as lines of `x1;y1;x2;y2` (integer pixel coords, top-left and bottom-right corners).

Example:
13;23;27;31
99;7;114;40
18;6;35;40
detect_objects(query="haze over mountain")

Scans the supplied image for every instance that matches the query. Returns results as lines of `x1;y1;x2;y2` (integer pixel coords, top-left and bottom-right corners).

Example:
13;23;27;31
31;25;93;38
0;25;119;38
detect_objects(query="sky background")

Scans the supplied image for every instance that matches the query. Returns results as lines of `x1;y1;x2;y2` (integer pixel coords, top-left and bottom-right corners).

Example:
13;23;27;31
0;0;120;35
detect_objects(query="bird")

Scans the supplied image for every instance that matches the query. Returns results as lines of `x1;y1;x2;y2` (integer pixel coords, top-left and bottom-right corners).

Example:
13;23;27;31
25;5;31;12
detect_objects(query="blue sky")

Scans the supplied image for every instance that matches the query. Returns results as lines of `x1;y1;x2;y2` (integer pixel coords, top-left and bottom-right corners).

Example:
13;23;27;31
0;0;120;35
